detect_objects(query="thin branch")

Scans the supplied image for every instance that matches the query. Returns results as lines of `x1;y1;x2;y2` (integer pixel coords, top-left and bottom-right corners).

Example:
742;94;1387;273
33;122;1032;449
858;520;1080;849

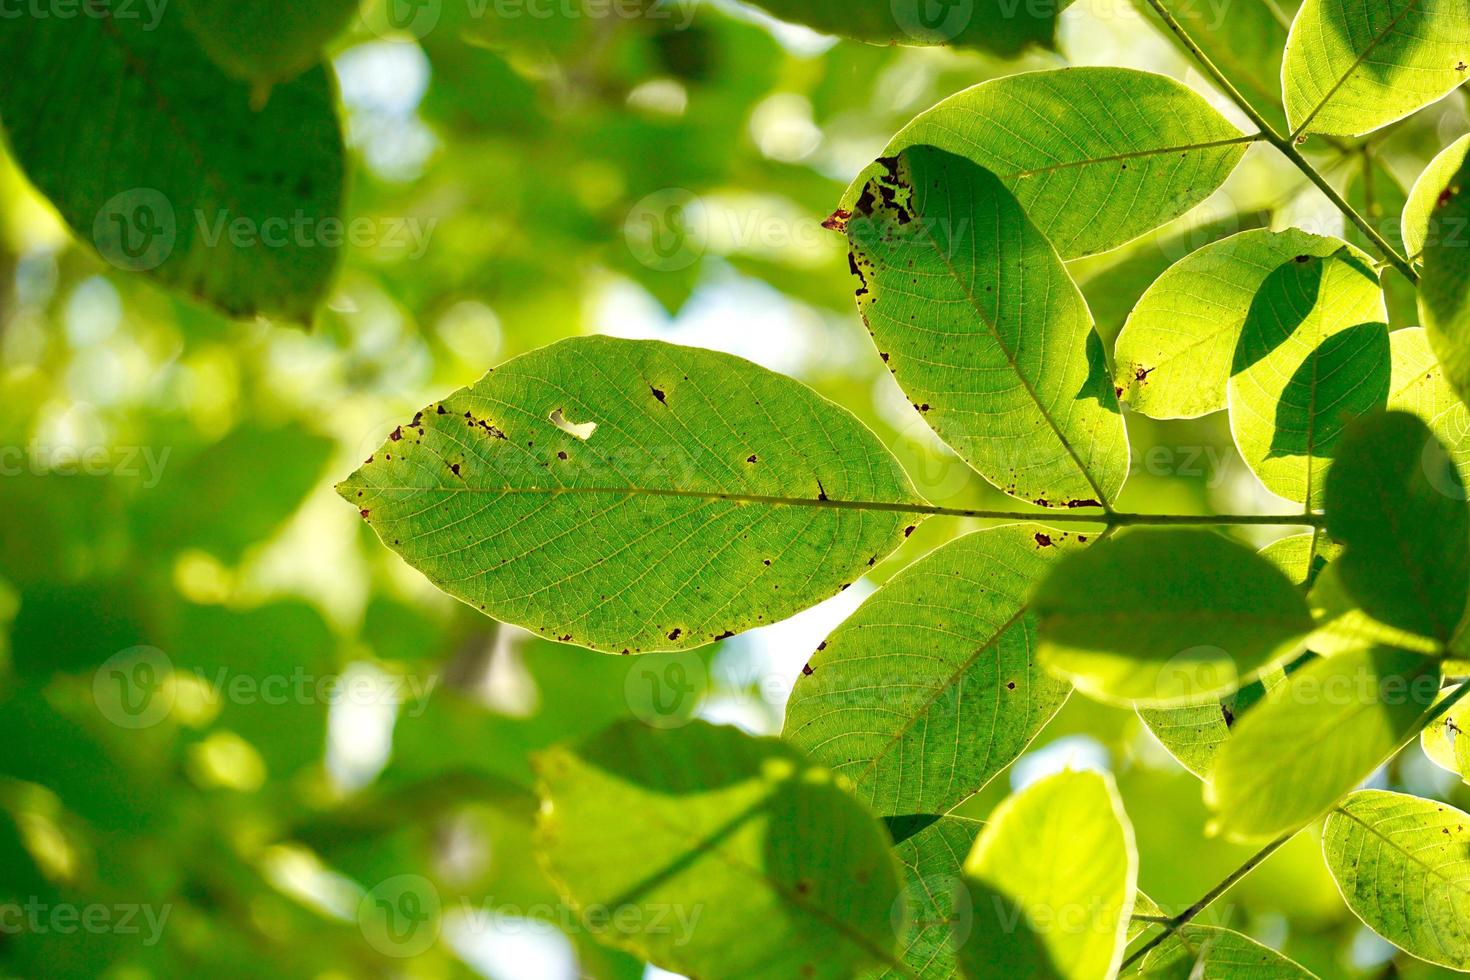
1123;680;1470;969
1137;0;1419;284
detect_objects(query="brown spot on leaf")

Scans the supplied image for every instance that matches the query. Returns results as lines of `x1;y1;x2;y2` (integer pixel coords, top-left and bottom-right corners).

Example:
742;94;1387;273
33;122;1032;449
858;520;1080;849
651;386;667;404
1034;532;1053;547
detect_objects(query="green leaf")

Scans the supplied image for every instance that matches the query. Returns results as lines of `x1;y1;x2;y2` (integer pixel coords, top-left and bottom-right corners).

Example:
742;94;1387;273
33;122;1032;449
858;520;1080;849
1323;788;1470;969
957;770;1137;980
848;68;1251;258
1306;561;1444;657
0;6;344;322
1138;533;1334;778
1420;695;1470;781
1136;924;1320;978
875;816;982;980
1282;0;1470;137
785;524;1079;816
338;336;921;653
1205;646;1440;840
745;0;1065;56
845;146;1127;508
1325;411;1469;644
1133;0;1297;132
1115;229;1367;419
177;0;359;83
1420;155;1470;408
533;720;905;978
1404;134;1470;259
1034;530;1313;706
1388;327;1470;489
1227;251;1390;506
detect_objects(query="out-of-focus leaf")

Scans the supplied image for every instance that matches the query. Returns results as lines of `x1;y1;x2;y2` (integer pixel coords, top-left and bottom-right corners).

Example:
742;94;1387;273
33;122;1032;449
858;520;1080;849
0;6;345;321
1323;789;1470;968
340;336;920;653
845;146;1126;507
786;524;1079;816
958;770;1136;979
1227;250;1389;506
745;0;1065;55
1035;530;1313;705
848;68;1250;258
1345;155;1416;328
1282;0;1470;137
178;0;359;83
1116;230;1365;419
534;720;905;978
1325;411;1469;644
1205;646;1440;840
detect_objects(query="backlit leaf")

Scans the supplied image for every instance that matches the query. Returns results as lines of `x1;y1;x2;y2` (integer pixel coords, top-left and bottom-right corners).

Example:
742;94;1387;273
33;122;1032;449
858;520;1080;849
1404;134;1470;259
848;68;1251;258
845;146;1127;507
1325;411;1469;644
1420;155;1470;408
746;0;1065;56
1205;646;1440;840
1035;529;1313;706
1324;789;1470;969
1136;923;1320;978
339;336;921;653
1115;230;1367;419
785;523;1080;816
958;770;1136;980
1227;250;1390;506
875;815;982;980
533;720;905;979
1282;0;1470;137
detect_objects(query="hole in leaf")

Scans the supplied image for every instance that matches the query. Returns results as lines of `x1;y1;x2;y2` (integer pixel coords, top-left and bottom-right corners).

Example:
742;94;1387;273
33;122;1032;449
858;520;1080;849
549;408;597;440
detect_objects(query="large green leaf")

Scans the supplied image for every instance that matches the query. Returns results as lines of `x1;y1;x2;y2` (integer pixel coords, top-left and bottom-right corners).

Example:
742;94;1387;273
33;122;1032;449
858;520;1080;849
533;720;905;979
339;336;920;653
178;0;360;83
1421;156;1470;408
1323;789;1470;969
1135;924;1320;978
785;524;1078;816
0;4;344;322
845;146;1127;507
1115;229;1365;419
846;68;1251;258
1205;646;1440;840
1034;530;1313;706
876;816;982;980
745;0;1064;55
1282;0;1470;137
958;770;1136;980
1227;250;1390;506
1404;134;1470;259
1325;411;1469;644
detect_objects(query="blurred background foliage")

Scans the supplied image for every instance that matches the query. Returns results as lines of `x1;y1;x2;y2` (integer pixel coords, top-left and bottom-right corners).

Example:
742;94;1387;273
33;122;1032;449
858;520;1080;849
1;0;1469;976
